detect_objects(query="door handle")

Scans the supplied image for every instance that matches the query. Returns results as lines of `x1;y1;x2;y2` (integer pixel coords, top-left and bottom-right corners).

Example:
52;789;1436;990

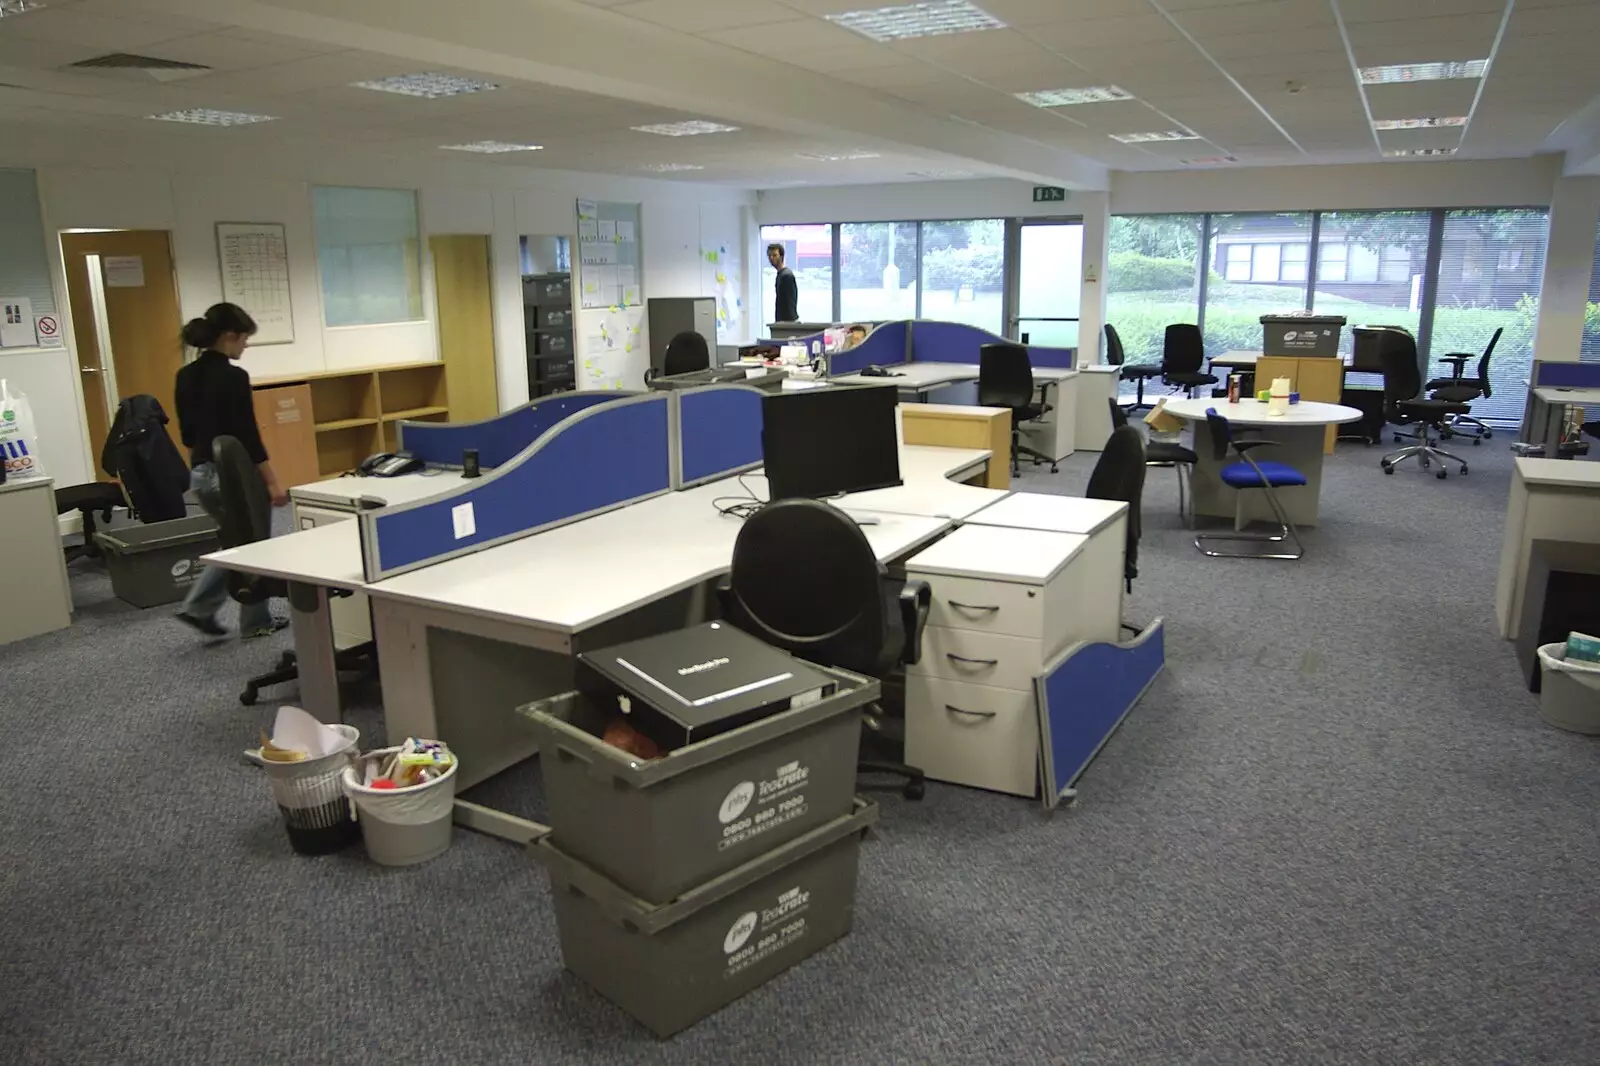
945;704;997;719
946;654;998;667
80;367;102;373
947;600;1000;613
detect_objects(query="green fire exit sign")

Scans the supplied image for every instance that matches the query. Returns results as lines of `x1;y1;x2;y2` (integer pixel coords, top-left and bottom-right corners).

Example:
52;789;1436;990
1033;186;1067;202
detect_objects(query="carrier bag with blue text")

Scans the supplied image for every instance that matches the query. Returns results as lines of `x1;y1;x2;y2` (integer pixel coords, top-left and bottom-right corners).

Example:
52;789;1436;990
0;379;45;479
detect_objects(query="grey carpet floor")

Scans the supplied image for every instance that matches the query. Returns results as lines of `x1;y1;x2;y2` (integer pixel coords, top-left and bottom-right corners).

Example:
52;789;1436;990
3;435;1598;1065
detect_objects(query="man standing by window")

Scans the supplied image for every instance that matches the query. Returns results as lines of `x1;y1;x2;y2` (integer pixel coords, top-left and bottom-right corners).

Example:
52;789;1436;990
768;243;799;323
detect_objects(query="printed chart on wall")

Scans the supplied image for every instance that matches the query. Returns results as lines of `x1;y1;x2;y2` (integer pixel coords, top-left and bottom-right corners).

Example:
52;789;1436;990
579;305;644;390
576;199;642;310
216;222;295;345
701;243;743;343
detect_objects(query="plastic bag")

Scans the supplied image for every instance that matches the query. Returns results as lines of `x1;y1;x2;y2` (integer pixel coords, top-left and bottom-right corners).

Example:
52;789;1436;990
0;379;45;479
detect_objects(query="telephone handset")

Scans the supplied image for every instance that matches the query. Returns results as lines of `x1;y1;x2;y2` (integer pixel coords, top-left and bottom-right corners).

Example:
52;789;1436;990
358;451;423;478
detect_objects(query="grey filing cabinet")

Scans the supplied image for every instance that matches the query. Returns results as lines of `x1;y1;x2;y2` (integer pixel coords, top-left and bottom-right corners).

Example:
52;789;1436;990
647;297;716;373
524;272;575;398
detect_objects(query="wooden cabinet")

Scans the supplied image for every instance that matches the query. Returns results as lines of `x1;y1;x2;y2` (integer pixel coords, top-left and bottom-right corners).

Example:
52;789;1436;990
252;362;450;478
1256;355;1344;453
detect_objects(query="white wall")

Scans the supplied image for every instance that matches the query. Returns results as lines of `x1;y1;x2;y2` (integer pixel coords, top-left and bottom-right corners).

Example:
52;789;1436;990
0;126;754;485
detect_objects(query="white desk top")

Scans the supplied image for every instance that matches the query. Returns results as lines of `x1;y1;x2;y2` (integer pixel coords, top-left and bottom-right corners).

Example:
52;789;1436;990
1515;457;1600;488
965;492;1127;536
290;469;464;510
834;445;1004;521
1534;386;1600;405
1162;397;1363;425
906;523;1087;585
203;521;367;590
0;475;52;496
833;361;1080;389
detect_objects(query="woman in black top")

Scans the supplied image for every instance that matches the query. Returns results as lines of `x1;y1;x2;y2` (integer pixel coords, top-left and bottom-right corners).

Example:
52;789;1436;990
173;303;286;638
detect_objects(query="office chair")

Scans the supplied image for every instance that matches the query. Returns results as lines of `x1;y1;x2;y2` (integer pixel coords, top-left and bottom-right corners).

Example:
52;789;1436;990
1160;323;1217;398
55;482;126;562
1375;331;1471;480
1109;399;1197;526
642;331;711;386
212;435;375;707
720;497;931;801
1427;327;1501;443
1085;424;1147;604
977;342;1055;475
1194;410;1305;561
1106;323;1162;411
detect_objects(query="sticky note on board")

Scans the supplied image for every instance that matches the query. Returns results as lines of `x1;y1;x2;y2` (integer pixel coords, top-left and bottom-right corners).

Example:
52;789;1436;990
452;502;476;540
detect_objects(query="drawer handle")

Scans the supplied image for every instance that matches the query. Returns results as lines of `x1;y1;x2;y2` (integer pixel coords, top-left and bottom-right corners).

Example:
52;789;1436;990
947;600;1000;613
945;704;997;719
946;654;998;667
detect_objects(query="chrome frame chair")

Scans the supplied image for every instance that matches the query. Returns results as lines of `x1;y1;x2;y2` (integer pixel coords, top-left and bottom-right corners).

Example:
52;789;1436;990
1193;409;1305;561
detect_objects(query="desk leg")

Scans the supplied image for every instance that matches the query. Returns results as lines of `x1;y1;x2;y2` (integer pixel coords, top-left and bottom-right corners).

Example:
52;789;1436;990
1545;400;1566;459
288;582;341;724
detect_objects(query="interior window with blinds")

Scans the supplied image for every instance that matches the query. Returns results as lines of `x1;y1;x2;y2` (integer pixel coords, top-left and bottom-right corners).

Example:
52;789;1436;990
1583;218;1600;362
0;168;58;342
312;186;424;327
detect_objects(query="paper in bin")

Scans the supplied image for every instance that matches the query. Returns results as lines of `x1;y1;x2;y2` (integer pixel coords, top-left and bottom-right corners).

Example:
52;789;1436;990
270;706;347;759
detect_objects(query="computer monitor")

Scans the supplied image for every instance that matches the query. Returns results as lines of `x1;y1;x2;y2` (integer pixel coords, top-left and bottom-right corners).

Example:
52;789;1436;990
761;385;901;501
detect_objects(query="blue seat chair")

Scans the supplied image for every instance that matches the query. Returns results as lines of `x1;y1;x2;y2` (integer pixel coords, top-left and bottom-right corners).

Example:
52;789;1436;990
1193;409;1306;561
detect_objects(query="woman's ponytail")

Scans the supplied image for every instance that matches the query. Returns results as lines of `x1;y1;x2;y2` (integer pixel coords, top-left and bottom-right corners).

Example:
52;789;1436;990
181;302;257;350
181;317;220;350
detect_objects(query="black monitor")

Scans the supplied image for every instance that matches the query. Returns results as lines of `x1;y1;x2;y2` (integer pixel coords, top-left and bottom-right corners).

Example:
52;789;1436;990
761;385;901;500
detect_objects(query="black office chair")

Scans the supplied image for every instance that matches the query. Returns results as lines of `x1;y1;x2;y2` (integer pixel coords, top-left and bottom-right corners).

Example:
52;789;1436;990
213;436;375;707
1085;425;1147;606
1427;327;1501;443
1160;323;1217;397
977;342;1055;475
643;331;711;386
55;482;126;562
1109;399;1197;526
720;497;930;800
1106;323;1162;411
1194;410;1306;561
1374;332;1470;479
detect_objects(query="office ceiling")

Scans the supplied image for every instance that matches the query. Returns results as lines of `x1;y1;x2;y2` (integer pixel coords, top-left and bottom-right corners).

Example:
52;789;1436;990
0;0;1595;187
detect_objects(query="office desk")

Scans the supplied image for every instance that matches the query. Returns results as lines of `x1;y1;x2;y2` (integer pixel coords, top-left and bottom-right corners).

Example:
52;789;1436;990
1160;398;1362;527
1210;351;1262;370
1525;386;1600;458
898;404;1011;487
1495;458;1600;640
0;476;72;646
833;445;1006;520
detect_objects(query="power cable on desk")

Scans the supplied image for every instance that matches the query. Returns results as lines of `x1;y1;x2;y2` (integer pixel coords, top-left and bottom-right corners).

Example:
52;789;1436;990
712;471;768;520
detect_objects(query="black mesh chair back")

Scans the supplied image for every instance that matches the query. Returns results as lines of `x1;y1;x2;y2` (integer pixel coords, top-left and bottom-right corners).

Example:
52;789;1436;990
213;435;280;603
1162;323;1205;376
1108;398;1128;429
1203;410;1234;462
1104;323;1126;366
663;331;711;377
1086;424;1146;588
1376;330;1423;419
977;343;1036;410
1474;327;1502;397
724;498;901;677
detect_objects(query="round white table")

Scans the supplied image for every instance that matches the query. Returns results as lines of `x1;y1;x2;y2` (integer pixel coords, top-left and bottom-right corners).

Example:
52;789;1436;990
1158;398;1364;528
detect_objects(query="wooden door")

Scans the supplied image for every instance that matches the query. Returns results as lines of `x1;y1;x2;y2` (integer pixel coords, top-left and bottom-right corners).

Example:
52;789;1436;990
61;230;184;466
430;234;499;422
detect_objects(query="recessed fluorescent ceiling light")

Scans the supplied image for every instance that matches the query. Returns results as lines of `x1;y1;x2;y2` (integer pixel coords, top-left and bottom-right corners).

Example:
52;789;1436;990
1182;155;1238;166
631;120;740;136
828;1;1003;42
1385;147;1457;157
1110;130;1199;143
642;163;705;172
1372;116;1467;130
795;150;882;161
440;140;542;153
1360;60;1487;84
147;108;278;126
1016;86;1132;108
0;1;47;16
353;73;499;98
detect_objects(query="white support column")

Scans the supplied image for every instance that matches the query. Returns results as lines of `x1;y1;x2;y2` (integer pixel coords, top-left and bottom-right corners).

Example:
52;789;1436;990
1532;176;1600;362
1077;191;1110;363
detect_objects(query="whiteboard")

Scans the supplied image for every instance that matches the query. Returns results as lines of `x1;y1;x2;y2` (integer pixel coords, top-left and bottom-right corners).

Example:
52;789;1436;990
216;222;295;345
575;199;642;310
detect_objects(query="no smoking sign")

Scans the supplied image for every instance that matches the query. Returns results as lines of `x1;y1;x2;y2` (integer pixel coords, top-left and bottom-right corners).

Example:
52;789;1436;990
34;313;62;348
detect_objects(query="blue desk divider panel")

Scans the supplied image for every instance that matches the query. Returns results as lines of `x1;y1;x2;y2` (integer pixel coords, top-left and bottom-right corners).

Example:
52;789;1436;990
360;395;671;581
910;319;1076;369
827;320;910;375
1033;619;1165;811
397;392;633;468
677;385;764;488
1534;361;1600;389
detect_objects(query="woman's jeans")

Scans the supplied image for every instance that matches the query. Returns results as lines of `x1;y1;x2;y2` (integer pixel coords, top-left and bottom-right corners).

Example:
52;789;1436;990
179;463;273;632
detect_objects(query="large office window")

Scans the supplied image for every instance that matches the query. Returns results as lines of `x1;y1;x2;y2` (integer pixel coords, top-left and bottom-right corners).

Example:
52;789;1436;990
839;222;917;322
313;186;424;328
0;168;57;321
1105;214;1203;364
1432;209;1549;421
1583;219;1600;362
920;218;1004;334
1312;210;1432;355
1203;213;1312;356
760;223;834;325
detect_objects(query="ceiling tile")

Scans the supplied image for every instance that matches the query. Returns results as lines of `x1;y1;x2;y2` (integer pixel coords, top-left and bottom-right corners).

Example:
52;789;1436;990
1364;81;1481;120
699;18;887;69
1171;0;1336;38
1028;13;1188;50
1334;0;1504;22
611;0;795;34
1344;13;1503;51
981;0;1148;25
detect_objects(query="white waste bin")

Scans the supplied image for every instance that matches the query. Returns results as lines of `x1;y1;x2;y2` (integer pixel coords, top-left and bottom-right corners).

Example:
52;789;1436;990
1535;643;1600;735
342;751;458;866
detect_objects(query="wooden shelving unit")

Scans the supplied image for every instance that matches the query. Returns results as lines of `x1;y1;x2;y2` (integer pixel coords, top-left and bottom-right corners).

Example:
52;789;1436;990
253;362;451;478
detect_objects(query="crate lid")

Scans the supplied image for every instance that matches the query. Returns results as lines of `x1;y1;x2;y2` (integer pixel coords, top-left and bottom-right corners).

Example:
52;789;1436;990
1260;314;1347;325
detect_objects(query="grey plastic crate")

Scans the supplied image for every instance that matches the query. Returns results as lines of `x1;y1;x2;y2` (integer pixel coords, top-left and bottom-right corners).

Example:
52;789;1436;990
518;663;875;904
533;799;876;1037
1261;315;1346;357
94;515;219;608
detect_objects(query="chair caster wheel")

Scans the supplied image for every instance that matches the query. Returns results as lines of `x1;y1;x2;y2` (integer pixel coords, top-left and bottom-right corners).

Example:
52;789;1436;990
240;690;257;706
903;780;926;801
1483;431;1493;440
1436;470;1448;480
1471;438;1480;446
1381;461;1394;474
1049;464;1058;474
1460;465;1468;475
1393;434;1403;443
